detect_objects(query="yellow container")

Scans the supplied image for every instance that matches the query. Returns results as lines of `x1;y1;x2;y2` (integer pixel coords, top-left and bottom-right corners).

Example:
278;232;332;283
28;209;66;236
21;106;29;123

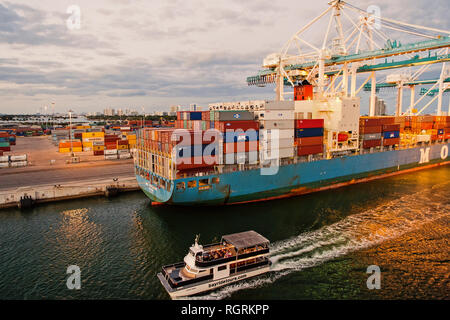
93;145;105;151
92;131;104;138
127;134;137;140
72;147;83;152
59;148;70;153
83;142;93;148
117;145;128;150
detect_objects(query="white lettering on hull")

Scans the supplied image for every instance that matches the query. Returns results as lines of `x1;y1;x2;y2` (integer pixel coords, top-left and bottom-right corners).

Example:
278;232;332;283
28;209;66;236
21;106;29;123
441;145;448;160
419;147;430;164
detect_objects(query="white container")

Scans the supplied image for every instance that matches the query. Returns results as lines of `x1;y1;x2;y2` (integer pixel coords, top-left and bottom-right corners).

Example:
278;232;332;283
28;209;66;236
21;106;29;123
104;149;118;155
259;120;294;130
259;129;294;140
117;149;129;154
260;138;294;149
0;162;9;168
258;110;294;121
9;161;27;167
10;155;27;161
105;154;118;160
0;155;9;162
118;153;131;159
260;147;294;160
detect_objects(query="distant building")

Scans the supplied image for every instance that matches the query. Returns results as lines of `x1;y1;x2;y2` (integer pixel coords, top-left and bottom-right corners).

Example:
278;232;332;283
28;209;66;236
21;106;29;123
374;97;386;116
117;109;124;116
189;104;197;111
103;108;115;116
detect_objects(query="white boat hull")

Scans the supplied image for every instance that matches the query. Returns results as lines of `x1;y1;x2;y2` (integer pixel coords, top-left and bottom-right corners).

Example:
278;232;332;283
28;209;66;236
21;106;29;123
158;265;270;299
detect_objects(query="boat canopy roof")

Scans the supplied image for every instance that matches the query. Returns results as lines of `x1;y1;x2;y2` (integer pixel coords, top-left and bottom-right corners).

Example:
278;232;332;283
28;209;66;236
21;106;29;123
221;230;269;250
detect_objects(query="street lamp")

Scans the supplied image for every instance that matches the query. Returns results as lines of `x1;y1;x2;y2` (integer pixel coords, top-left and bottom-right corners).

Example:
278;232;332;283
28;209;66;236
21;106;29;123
68;109;74;157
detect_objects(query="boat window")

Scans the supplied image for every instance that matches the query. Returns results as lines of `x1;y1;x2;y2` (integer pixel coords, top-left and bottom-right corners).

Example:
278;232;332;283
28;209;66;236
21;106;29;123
212;177;220;184
199;178;209;186
187;180;197;188
218;265;227;271
176;182;185;191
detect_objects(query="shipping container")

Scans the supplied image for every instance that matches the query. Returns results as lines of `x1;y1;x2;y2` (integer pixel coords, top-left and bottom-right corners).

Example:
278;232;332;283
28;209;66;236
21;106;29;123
259;129;294;140
295;127;324;138
295;119;324;128
224;141;259;154
294;136;323;146
359;125;382;134
259;120;294;130
297;145;323;156
383;138;400;146
383;131;400;139
216;120;259;132
214;111;254;121
260;138;294;149
362;133;382;140
362;139;381;148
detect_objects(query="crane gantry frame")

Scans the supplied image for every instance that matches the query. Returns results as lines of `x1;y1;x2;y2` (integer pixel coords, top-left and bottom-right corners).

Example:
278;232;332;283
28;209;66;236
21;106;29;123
246;0;450;116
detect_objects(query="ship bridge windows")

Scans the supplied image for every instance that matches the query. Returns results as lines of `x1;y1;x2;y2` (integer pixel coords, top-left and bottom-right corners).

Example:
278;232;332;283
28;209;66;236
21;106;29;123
199;178;209;187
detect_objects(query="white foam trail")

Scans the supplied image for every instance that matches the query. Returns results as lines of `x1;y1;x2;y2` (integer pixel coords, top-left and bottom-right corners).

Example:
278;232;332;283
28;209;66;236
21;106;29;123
188;180;450;300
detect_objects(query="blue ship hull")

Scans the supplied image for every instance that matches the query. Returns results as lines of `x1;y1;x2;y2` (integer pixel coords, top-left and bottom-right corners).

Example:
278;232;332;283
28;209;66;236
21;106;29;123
135;143;450;205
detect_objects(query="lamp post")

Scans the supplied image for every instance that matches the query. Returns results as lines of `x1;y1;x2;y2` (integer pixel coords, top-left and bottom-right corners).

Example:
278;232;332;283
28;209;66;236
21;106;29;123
68;109;74;157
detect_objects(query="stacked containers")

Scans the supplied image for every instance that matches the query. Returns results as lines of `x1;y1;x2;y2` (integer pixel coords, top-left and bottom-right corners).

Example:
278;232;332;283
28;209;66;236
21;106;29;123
0;132;11;151
171;129;219;170
214;110;259;164
258;101;295;159
433;116;450;140
294;119;324;156
82;132;104;151
59;140;82;153
382;123;400;146
359;117;382;149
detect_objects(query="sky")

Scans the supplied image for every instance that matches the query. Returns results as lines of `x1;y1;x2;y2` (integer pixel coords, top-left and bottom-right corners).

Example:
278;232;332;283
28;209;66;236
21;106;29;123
0;0;449;115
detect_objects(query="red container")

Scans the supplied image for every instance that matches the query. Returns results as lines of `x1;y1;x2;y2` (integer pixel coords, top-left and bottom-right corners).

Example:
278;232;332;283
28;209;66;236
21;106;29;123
297;145;323;156
363;139;381;148
0;146;11;151
295;119;324;128
93;150;104;156
295;137;323;146
224;141;259;154
117;140;128;145
359;125;382;134
175;156;217;170
216;120;259;132
105;143;117;150
382;124;400;132
383;138;400;146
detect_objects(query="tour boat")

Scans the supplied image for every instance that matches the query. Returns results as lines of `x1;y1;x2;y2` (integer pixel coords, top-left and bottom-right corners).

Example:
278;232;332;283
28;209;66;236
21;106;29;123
157;230;271;298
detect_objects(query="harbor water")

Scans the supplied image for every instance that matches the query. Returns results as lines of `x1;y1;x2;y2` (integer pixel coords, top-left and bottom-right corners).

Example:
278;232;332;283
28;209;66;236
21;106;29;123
0;166;449;300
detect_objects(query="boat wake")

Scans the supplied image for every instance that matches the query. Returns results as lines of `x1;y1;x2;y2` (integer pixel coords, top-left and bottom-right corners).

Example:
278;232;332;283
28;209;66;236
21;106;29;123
186;181;450;300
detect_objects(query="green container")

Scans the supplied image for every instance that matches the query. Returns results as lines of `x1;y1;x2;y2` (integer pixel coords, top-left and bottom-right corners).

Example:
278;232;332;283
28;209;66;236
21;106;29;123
201;121;207;131
209;111;215;121
0;142;10;147
183;120;187;129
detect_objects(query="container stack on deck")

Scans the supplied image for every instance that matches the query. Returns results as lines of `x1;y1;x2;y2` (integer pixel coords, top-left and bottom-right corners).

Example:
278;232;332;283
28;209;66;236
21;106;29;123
294;119;324;156
257;101;295;160
58;140;82;153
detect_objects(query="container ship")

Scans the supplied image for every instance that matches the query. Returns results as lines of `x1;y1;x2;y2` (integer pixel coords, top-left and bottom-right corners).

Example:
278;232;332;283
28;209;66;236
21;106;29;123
134;1;450;206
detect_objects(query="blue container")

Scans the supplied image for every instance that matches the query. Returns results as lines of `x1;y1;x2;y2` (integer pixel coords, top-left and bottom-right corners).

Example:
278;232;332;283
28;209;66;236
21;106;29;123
0;137;8;142
223;130;259;143
383;131;400;139
295;127;324;138
210;121;215;129
189;112;203;121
